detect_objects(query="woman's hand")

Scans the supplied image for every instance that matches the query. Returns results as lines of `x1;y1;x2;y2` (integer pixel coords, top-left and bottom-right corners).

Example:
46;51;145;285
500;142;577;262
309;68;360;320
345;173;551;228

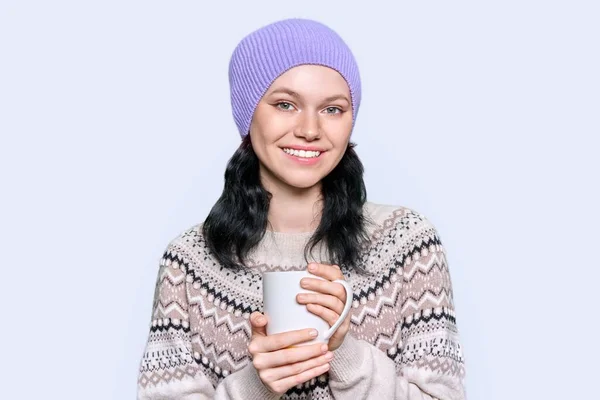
249;312;334;395
296;263;352;351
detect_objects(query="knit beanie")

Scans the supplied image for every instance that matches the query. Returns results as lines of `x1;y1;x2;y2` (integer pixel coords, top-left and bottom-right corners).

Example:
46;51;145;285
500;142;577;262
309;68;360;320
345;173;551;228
228;18;361;138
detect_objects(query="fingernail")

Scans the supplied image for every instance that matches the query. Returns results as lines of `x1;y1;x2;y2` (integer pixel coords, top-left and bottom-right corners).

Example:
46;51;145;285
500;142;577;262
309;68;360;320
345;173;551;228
256;317;264;324
324;352;334;360
321;344;328;353
308;264;316;272
309;330;318;337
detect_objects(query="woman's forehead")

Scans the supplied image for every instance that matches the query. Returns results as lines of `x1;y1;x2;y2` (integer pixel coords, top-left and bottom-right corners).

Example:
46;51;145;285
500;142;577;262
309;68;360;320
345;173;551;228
267;65;351;100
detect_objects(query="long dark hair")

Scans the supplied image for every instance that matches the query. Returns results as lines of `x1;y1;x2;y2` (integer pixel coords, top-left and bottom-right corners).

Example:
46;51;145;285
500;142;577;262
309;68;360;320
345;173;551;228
202;135;370;273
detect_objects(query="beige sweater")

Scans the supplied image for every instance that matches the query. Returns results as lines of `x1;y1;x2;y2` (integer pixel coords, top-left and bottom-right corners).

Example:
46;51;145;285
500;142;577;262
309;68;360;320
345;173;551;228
137;202;466;399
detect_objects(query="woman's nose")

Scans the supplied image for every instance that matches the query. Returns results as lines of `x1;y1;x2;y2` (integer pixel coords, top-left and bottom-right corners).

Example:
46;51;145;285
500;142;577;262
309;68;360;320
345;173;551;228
294;112;321;141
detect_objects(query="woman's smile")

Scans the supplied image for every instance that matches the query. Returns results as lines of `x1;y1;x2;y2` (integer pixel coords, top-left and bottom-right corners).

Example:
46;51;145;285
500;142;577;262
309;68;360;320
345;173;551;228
280;145;328;165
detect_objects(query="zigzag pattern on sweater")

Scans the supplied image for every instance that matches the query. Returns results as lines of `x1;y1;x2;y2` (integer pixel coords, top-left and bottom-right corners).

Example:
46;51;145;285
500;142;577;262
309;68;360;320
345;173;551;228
160;215;445;322
137;204;466;398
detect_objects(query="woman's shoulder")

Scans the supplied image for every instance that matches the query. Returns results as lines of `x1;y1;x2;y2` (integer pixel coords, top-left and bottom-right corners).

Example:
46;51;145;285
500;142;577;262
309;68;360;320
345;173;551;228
158;222;207;265
358;202;445;277
362;201;443;251
363;201;435;231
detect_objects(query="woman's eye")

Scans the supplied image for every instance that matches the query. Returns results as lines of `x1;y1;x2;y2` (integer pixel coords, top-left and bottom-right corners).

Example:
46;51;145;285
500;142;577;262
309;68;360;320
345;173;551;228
325;107;342;114
277;102;295;111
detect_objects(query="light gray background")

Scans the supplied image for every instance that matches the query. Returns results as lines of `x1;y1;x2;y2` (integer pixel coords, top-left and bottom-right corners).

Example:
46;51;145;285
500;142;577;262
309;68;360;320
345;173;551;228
1;1;598;399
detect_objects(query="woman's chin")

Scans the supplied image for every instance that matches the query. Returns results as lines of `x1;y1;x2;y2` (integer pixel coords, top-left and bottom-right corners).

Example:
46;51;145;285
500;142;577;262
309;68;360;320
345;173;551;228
280;174;323;190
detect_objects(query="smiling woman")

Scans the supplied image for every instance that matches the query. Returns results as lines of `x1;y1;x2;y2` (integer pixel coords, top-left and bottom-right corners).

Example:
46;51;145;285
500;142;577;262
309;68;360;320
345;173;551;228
137;18;466;400
251;65;353;189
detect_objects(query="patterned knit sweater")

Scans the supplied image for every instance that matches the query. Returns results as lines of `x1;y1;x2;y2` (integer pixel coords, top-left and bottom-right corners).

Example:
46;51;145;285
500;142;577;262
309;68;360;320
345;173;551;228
137;202;466;399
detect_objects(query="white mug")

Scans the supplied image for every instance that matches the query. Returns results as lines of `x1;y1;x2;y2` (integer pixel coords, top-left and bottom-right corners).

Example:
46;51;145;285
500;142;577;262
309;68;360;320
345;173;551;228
262;270;353;345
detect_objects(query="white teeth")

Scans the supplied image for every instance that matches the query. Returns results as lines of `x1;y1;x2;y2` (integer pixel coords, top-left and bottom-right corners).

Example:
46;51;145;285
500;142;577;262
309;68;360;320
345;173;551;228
282;148;321;158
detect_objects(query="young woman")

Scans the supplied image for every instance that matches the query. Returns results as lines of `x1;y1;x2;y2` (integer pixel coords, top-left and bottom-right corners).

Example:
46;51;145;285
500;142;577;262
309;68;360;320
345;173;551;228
137;18;466;400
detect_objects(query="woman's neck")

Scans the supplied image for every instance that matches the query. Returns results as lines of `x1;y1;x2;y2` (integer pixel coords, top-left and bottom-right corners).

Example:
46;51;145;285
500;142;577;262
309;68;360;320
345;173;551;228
262;178;323;234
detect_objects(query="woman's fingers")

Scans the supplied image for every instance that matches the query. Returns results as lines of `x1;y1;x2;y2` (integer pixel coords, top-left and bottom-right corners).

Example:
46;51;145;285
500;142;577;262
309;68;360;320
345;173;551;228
300;278;347;303
250;312;268;337
249;330;332;395
252;342;327;370
297;292;345;315
248;327;318;355
248;321;336;395
307;263;345;281
270;362;332;394
306;303;340;327
258;348;333;382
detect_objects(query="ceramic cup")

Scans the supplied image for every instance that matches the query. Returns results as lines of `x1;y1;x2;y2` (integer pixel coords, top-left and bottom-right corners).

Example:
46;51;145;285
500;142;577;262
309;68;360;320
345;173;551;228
262;270;353;345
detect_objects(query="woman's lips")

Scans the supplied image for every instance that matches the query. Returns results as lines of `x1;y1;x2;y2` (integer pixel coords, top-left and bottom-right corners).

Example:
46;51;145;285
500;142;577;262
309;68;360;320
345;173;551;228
281;148;325;165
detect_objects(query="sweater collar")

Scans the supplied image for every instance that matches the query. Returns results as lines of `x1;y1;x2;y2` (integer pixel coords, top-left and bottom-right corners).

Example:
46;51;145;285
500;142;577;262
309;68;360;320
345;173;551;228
246;230;330;270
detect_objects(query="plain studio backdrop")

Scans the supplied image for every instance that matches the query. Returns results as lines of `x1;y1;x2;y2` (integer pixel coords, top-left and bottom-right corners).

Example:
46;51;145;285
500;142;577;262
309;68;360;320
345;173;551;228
0;1;598;399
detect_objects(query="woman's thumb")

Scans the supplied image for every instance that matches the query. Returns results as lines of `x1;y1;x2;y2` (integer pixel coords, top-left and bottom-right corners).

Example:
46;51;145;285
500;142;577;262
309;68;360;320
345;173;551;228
250;312;267;336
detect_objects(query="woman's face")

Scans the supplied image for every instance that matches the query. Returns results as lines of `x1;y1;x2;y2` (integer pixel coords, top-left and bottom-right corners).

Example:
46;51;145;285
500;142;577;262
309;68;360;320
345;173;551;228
249;64;353;190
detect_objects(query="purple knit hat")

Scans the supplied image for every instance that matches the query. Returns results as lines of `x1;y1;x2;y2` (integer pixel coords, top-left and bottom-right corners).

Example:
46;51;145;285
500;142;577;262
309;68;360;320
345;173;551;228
228;18;361;138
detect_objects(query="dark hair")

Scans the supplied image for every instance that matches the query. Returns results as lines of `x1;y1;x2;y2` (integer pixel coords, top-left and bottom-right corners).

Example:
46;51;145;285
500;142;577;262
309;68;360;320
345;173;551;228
202;135;370;273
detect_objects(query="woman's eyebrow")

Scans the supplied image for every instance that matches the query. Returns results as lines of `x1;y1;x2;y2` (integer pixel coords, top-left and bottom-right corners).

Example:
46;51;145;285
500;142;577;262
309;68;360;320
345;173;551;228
323;94;350;104
269;88;350;104
269;88;301;98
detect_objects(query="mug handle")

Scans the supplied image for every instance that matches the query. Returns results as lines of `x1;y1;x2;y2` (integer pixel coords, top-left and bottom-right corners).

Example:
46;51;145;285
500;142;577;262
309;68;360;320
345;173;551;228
323;279;353;340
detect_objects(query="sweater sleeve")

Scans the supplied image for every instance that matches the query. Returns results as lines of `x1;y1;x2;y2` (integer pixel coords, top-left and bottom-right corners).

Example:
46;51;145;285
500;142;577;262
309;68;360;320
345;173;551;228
328;221;466;400
137;244;280;400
